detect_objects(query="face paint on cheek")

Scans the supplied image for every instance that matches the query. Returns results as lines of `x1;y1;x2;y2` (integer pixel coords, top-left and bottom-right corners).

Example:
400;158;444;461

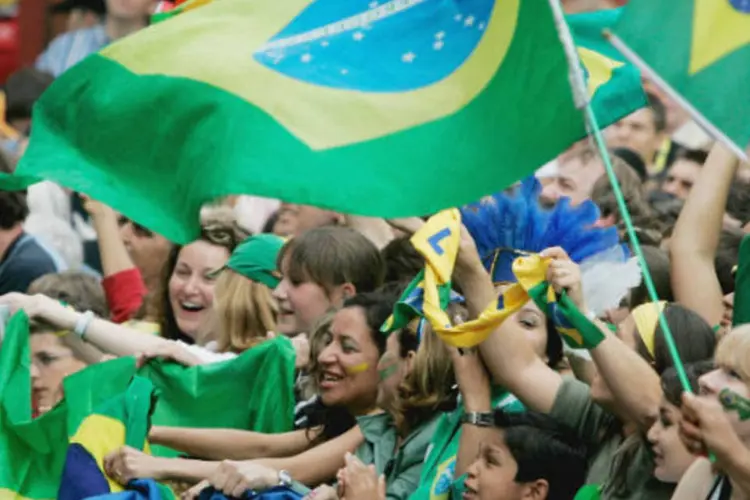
719;389;750;421
379;364;399;381
346;362;370;374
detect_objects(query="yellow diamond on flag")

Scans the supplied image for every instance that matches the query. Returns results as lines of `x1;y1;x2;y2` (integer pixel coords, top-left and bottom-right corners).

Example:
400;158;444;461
689;0;750;75
577;46;624;98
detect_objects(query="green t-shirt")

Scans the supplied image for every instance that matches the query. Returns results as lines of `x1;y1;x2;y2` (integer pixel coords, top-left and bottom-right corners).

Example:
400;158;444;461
354;412;441;500
551;378;674;500
409;387;525;500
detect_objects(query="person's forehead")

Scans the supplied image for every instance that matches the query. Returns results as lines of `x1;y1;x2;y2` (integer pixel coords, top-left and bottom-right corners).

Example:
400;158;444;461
30;332;69;352
331;307;366;337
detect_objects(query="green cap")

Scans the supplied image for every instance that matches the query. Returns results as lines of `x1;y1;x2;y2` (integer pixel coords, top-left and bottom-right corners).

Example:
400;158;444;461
219;234;285;289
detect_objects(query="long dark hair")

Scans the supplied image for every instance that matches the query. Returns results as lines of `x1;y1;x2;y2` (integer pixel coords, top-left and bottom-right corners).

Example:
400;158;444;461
300;292;393;444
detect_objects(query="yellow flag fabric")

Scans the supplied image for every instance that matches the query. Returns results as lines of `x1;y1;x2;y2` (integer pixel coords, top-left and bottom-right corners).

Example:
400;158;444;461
689;0;750;75
411;209;548;348
407;211;602;349
614;0;750;151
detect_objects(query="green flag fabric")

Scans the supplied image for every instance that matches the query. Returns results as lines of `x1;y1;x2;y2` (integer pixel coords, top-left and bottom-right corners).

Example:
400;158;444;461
140;335;298;457
0;312;297;497
8;1;644;244
58;376;177;499
0;312;143;499
613;0;750;150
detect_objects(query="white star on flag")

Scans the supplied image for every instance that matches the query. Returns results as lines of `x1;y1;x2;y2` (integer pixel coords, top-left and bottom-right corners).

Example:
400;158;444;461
341;68;349;75
368;0;378;7
464;15;475;27
478;22;485;30
321;40;329;47
433;40;444;50
435;31;445;40
300;53;312;63
402;52;416;63
353;31;365;41
454;13;462;21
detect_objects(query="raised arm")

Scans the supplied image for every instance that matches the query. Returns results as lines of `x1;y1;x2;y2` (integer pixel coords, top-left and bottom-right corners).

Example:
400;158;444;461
0;293;168;357
452;348;494;479
670;143;740;326
544;247;661;430
454;230;563;414
149;426;320;461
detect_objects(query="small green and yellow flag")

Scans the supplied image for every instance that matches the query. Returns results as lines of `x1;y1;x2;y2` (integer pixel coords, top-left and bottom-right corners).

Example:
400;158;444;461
614;0;750;150
383;210;604;350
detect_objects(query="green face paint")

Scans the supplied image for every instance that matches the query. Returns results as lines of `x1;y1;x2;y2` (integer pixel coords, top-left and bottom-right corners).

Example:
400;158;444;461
719;389;750;421
379;364;399;381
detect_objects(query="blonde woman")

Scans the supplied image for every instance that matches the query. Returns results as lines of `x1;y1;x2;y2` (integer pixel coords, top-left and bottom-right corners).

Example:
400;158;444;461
0;234;288;366
672;325;750;499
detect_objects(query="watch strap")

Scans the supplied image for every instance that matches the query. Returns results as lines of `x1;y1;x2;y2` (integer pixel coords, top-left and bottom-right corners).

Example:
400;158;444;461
461;411;494;427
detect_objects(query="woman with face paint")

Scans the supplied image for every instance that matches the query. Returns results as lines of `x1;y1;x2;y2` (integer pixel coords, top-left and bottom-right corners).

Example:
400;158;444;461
647;362;712;486
104;293;394;494
670;325;750;500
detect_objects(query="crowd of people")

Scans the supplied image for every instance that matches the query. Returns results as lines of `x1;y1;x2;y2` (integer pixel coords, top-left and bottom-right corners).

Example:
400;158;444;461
2;0;750;499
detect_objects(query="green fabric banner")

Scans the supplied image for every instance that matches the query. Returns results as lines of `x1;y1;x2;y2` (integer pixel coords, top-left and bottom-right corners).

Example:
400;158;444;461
7;2;643;244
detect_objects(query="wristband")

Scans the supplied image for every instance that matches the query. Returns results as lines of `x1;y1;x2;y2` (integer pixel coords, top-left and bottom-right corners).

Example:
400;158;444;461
74;311;95;339
461;411;494;427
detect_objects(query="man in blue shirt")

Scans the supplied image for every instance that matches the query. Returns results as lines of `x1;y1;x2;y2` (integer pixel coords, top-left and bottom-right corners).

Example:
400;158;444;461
0;155;66;294
36;0;153;77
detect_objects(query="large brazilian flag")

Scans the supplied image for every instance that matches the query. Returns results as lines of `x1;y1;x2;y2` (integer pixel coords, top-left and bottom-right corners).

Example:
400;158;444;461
10;1;644;243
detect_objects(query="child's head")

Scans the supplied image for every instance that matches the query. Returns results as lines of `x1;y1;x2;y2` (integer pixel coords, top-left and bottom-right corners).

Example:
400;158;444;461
464;411;587;500
273;227;385;335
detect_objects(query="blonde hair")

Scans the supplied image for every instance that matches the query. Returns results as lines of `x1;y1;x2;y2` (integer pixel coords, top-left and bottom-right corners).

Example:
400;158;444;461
391;322;455;437
715;325;750;383
211;270;277;353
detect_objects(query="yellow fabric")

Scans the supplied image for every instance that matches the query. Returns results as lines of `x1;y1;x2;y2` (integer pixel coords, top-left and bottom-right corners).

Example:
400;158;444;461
690;0;750;74
70;414;128;493
0;489;45;500
69;414;153;493
631;301;666;358
577;47;624;97
410;210;552;348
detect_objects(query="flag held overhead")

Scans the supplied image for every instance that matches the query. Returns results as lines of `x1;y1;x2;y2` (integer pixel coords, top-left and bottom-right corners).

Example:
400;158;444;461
10;1;644;243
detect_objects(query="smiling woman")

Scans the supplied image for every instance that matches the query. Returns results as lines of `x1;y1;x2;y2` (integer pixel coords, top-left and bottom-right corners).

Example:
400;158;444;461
158;215;247;344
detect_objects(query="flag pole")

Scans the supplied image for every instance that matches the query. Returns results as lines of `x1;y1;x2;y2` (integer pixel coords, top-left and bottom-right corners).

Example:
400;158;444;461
546;0;692;393
605;30;748;162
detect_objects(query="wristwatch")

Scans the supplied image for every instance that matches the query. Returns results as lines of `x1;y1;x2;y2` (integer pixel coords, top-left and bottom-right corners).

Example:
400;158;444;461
277;470;311;496
278;470;292;488
461;411;494;427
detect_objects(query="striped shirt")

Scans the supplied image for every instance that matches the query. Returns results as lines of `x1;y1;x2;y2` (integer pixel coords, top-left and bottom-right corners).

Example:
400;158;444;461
36;25;109;77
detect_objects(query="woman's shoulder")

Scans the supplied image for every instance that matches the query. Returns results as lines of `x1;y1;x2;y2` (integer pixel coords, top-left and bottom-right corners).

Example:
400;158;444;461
670;458;715;500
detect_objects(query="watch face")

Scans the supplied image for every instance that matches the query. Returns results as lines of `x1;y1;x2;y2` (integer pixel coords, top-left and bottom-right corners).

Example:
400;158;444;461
279;470;292;485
